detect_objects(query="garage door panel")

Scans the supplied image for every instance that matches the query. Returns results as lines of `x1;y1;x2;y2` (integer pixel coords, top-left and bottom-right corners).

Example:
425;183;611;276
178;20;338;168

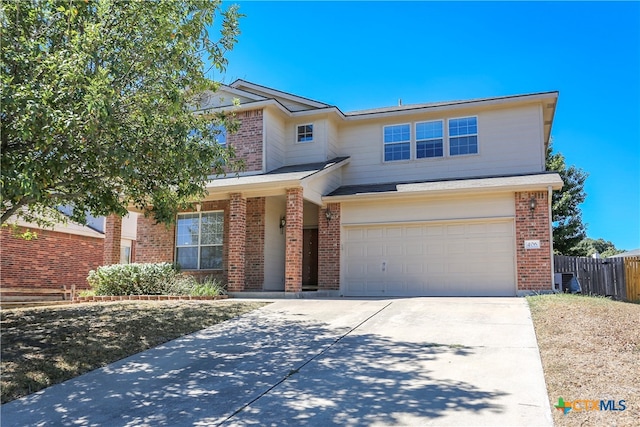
385;227;403;238
386;243;404;256
343;220;515;297
366;244;384;257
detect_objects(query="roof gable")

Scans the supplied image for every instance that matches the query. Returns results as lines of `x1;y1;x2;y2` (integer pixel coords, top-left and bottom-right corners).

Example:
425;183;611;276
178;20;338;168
230;79;330;112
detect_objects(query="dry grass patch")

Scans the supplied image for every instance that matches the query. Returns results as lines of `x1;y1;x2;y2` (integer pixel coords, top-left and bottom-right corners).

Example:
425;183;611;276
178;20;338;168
528;294;639;426
1;300;267;404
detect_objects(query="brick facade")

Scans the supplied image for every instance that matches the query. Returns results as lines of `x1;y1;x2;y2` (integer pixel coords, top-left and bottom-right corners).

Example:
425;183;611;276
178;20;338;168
285;187;304;292
0;226;102;292
103;215;122;265
245;197;265;290
134;216;175;264
227;193;246;292
515;191;553;292
227;109;263;172
318;203;341;290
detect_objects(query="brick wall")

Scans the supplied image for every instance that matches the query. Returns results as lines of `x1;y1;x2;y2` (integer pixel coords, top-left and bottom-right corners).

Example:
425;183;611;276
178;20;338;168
103;215;122;265
285;188;304;292
318;203;341;290
0;227;102;292
515;191;553;292
227;193;246;292
134;216;175;264
245;197;265;290
227;109;263;172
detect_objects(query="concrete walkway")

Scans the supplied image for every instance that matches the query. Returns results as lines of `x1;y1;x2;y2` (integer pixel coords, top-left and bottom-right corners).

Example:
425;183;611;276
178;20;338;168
1;298;552;426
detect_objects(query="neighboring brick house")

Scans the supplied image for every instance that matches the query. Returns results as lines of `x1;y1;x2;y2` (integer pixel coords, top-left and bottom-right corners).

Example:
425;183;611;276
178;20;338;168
1;212;138;300
110;80;562;296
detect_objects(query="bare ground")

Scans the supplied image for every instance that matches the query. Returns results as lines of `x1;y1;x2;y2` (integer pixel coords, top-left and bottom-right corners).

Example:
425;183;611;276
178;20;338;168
0;300;267;404
528;294;640;426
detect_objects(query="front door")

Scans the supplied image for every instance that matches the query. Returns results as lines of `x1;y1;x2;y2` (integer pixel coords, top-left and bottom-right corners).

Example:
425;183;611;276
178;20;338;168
302;228;318;290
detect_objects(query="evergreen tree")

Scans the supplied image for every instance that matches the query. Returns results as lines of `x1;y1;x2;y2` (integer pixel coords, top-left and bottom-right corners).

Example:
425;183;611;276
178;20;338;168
546;142;588;255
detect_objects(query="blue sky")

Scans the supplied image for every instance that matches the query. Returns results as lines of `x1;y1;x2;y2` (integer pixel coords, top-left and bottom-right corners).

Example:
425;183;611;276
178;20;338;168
216;1;640;251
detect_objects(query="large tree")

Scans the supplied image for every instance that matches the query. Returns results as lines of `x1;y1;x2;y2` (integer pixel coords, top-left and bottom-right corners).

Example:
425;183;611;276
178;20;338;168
573;237;625;258
546;141;588;255
1;0;242;228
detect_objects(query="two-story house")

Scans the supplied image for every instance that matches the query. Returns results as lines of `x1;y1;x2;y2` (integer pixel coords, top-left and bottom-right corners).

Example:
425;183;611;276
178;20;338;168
107;80;562;297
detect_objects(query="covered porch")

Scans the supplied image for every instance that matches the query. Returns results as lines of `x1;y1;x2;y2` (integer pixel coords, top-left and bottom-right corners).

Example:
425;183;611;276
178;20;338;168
201;158;348;294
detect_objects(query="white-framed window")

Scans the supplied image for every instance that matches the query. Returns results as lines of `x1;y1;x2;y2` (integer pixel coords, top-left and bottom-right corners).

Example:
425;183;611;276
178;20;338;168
383;123;411;161
449;116;478;156
175;211;223;270
416;120;444;158
297;124;314;143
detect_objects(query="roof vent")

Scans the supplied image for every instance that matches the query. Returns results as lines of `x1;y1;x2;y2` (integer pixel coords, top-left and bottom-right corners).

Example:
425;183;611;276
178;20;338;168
398;99;402;106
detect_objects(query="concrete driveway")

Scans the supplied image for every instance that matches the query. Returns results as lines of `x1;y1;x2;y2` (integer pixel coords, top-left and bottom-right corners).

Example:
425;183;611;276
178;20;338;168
1;298;552;426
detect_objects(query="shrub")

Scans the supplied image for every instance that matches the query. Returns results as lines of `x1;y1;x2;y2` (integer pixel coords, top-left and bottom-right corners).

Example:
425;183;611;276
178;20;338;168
87;263;176;296
189;277;226;297
164;274;199;296
87;265;227;297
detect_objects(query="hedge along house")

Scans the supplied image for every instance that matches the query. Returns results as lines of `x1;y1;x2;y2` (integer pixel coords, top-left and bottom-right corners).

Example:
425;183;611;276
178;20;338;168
107;80;563;296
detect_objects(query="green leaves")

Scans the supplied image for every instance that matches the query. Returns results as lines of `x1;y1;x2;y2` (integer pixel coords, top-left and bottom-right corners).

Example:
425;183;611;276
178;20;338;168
546;141;589;255
1;0;242;227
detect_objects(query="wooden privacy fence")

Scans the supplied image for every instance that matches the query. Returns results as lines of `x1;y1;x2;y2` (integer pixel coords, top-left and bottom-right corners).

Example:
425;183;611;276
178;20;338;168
554;255;631;300
624;256;640;301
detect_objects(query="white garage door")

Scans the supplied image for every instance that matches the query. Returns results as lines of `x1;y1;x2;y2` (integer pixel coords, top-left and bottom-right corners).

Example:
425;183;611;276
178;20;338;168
343;220;515;296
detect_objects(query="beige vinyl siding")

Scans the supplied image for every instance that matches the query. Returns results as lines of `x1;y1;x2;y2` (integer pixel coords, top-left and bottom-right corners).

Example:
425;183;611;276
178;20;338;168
302;168;342;205
340;193;515;225
264;108;285;172
327;119;339;159
231;86;319;112
284;119;329;165
201;89;257;109
264;196;285;290
338;104;545;186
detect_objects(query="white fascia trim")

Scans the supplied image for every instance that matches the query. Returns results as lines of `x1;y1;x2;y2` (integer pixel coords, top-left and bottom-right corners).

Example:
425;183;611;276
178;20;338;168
231;80;329;109
219;85;267;101
197;99;291;117
323;173;563;202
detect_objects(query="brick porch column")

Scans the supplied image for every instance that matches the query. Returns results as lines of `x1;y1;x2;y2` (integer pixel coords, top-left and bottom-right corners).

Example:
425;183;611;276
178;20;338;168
515;191;552;293
285;187;304;292
103;215;122;265
228;193;246;292
318;203;341;291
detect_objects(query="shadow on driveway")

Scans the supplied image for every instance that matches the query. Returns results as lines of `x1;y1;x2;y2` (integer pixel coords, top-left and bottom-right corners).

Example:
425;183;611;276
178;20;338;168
1;300;523;426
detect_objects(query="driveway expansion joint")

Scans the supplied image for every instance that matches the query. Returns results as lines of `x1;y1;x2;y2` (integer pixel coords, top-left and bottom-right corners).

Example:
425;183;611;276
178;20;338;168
217;301;394;425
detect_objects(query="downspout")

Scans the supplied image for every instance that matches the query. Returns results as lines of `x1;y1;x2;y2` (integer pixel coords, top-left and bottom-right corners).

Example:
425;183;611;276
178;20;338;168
548;185;555;291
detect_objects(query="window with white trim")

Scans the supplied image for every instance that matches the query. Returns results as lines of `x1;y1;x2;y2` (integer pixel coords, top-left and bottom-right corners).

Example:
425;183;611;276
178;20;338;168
416;120;444;158
297;124;313;142
383;124;411;161
176;211;223;270
449;116;478;155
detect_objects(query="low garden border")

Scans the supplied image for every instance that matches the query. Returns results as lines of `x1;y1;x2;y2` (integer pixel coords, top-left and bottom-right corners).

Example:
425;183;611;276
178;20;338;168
74;295;228;303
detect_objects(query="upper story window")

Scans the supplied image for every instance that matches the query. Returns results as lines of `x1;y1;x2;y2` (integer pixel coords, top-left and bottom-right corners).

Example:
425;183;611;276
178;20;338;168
214;124;227;147
175;211;223;270
297;124;314;143
383;124;411;161
449;116;478;156
416;120;444;158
